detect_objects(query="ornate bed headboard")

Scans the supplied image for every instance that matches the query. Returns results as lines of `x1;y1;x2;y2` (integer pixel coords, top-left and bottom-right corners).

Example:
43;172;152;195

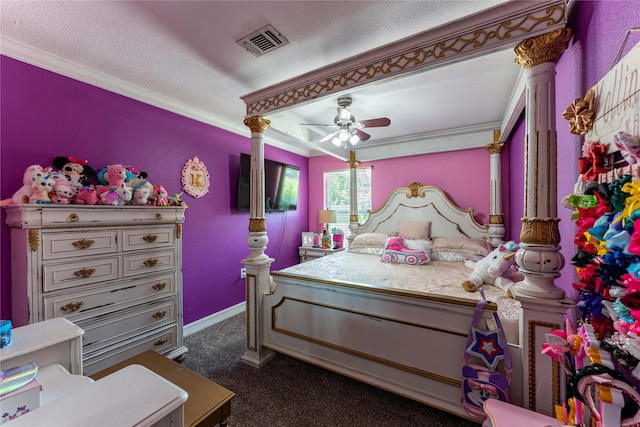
354;182;489;241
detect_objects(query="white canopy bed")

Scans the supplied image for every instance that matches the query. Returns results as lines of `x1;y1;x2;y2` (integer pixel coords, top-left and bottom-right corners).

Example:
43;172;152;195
240;0;575;420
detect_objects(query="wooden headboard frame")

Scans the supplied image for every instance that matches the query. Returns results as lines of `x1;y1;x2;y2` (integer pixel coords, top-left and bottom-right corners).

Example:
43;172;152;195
354;182;489;242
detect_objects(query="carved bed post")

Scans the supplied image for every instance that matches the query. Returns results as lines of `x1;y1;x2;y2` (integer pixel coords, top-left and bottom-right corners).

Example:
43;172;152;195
486;129;506;246
512;29;572;300
510;29;576;417
241;115;276;368
347;150;360;246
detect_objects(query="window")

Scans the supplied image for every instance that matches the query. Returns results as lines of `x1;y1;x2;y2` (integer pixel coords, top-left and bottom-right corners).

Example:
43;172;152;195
323;167;372;238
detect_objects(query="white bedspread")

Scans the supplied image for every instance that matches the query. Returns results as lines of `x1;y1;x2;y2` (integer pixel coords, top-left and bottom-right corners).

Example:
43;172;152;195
277;250;521;344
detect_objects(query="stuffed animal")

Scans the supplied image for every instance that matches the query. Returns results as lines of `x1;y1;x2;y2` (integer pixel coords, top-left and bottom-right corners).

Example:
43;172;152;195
461;241;522;295
100;183;132;206
130;180;152;206
50;181;76;204
0;164;52;206
74;186;98;205
168;192;188;207
29;175;54;204
151;185;169;206
52;156;97;190
96;164;128;200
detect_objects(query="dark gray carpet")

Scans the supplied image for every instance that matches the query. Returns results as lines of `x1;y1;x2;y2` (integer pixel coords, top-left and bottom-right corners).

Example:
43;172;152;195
182;312;478;427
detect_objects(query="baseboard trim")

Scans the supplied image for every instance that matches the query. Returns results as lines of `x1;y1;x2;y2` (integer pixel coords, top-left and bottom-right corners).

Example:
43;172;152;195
183;302;245;337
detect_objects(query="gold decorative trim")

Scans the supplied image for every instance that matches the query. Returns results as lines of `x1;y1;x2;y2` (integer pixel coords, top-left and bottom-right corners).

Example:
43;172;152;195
520;217;561;245
176;224;182;239
246;274;258;351
489;214;504;224
28;229;39;251
249;218;266;233
245;3;566;116
243;116;271;133
486;141;505;155
561;88;595;135
349;214;359;223
406;182;424;198
514;28;572;70
486;130;504;154
347;151;360;168
528;320;560;412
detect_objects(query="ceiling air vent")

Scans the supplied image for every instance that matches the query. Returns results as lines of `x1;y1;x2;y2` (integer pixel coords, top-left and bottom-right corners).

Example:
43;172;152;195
236;24;289;57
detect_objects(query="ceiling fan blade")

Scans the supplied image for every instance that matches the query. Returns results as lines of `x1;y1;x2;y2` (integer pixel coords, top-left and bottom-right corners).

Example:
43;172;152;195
318;130;339;143
355;129;371;142
301;123;335;127
359;118;391;128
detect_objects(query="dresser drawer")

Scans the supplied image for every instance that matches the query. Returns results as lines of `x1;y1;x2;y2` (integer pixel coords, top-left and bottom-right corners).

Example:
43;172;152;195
42;230;118;260
43;273;176;321
122;226;175;251
124;250;175;276
43;257;120;292
81;300;176;352
82;326;178;376
33;206;184;226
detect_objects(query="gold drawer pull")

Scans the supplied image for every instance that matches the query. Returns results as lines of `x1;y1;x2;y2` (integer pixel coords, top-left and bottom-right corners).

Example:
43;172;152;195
61;301;84;313
69;213;79;222
72;239;95;249
143;234;158;243
154;337;168;346
155;213;163;220
153;310;167;319
152;282;166;291
73;268;96;278
143;259;158;267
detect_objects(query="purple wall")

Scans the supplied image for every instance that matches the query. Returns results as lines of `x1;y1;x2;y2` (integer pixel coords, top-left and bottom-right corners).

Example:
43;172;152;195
0;56;309;325
556;0;639;300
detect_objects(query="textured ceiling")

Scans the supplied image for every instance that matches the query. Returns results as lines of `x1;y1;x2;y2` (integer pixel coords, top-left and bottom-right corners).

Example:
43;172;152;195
1;1;520;159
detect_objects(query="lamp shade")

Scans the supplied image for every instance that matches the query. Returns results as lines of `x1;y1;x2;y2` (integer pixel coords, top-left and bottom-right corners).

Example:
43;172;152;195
318;209;337;224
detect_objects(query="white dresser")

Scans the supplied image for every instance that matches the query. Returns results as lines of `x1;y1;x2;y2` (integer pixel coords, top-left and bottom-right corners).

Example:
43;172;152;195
5;204;187;375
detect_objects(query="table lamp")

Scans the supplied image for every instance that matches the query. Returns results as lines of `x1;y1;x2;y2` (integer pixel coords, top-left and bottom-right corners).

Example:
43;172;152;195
318;210;336;248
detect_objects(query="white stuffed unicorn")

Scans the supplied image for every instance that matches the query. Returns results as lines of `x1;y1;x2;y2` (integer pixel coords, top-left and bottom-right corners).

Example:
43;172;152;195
461;241;522;295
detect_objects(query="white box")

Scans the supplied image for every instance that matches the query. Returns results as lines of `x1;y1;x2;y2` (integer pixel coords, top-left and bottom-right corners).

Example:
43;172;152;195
0;378;41;423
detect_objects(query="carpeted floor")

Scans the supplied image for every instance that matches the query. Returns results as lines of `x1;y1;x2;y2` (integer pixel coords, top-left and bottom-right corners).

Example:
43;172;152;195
182;312;479;427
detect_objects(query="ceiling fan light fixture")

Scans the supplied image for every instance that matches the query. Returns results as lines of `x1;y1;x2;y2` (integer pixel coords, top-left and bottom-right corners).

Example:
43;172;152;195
349;134;360;145
338;129;350;142
331;136;342;147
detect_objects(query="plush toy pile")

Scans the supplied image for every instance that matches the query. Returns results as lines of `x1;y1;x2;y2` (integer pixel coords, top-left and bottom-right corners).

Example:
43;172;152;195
1;156;187;208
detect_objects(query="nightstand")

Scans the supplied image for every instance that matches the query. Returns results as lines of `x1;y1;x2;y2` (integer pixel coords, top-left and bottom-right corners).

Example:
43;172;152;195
298;246;345;263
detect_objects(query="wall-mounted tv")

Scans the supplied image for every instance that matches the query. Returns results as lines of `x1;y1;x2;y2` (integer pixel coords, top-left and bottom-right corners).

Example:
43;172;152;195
237;153;300;212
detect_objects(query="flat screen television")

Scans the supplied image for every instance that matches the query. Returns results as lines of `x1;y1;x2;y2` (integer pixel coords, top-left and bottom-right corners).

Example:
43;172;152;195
237;153;300;211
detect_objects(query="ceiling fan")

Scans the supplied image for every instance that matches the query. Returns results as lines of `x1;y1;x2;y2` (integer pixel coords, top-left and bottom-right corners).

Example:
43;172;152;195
304;96;390;148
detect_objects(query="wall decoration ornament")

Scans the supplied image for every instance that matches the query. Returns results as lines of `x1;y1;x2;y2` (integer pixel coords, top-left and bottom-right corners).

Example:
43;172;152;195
181;157;210;198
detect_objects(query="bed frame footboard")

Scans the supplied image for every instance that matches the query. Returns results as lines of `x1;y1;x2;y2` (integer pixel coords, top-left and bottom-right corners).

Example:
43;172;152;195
262;273;523;419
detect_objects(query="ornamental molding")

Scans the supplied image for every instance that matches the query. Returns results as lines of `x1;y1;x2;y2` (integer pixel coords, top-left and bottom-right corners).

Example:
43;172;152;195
242;1;567;116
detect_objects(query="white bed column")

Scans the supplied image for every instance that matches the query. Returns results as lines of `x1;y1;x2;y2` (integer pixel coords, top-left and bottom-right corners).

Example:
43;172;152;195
241;115;276;368
486;130;505;246
347;151;360;245
512;29;571;300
